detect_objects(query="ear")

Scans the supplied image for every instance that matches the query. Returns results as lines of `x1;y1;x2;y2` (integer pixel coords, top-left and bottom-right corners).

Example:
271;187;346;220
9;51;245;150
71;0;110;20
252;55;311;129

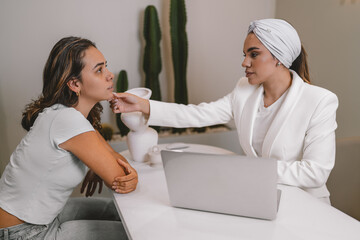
273;57;281;67
67;78;81;93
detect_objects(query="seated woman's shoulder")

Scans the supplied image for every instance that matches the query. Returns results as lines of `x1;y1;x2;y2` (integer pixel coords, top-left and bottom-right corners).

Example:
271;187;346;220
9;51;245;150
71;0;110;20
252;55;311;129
304;83;337;99
303;83;338;107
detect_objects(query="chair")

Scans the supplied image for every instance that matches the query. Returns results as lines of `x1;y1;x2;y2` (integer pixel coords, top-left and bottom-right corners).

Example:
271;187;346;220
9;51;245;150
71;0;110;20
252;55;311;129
327;136;360;220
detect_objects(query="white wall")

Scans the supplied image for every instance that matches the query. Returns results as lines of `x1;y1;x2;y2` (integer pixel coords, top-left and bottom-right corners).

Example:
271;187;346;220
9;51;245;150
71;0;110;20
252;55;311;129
0;0;275;174
275;0;360;139
186;0;275;104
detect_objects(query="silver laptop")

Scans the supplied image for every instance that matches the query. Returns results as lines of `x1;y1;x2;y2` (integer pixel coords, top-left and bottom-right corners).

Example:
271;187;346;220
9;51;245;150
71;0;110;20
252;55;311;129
161;150;281;220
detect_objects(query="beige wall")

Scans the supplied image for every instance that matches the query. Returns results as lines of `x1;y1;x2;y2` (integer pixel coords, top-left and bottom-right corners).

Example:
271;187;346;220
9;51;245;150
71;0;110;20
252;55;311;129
0;0;275;175
275;0;360;139
2;0;357;176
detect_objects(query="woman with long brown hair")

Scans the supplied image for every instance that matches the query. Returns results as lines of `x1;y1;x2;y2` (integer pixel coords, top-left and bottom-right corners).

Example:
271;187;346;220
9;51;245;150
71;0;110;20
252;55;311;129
111;19;338;204
0;37;136;239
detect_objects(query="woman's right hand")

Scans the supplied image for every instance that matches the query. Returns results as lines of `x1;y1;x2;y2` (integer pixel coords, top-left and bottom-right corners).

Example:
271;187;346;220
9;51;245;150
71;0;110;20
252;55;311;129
112;158;138;194
110;93;150;115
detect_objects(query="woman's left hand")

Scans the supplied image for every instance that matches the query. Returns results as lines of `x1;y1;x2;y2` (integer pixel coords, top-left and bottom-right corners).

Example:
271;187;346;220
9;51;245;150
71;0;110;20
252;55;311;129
112;158;138;193
81;170;103;197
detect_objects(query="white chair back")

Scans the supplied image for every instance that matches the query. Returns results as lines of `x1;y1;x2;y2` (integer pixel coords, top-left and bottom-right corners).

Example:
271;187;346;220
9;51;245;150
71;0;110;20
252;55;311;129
327;136;360;220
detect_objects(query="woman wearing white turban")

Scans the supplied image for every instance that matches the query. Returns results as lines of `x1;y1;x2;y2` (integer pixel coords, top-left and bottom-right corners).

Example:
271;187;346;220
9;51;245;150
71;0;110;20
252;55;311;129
111;19;338;204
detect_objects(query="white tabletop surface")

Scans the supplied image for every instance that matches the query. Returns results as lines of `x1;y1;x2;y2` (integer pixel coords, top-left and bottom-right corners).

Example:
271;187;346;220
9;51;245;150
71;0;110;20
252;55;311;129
113;144;360;240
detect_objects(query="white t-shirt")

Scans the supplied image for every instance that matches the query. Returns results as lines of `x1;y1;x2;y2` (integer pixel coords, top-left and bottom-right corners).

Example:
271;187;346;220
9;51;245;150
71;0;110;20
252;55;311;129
252;90;288;157
0;104;94;224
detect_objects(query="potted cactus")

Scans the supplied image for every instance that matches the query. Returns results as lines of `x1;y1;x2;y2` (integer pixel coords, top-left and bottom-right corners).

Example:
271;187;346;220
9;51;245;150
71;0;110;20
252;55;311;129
143;5;162;102
99;123;114;141
170;0;188;105
170;0;188;133
115;70;130;137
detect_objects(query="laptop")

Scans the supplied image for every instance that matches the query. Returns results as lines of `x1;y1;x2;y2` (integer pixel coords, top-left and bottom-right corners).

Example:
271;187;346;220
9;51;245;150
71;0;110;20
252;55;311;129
161;150;281;220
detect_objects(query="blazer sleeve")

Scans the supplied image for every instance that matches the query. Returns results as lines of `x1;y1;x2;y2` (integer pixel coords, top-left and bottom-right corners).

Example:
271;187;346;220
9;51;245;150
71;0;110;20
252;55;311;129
147;94;234;128
277;92;338;188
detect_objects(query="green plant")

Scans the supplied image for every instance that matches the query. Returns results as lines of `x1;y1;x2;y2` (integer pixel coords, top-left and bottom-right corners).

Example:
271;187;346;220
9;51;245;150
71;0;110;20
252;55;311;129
143;5;162;101
116;70;130;137
170;0;188;133
99;123;114;141
170;0;188;105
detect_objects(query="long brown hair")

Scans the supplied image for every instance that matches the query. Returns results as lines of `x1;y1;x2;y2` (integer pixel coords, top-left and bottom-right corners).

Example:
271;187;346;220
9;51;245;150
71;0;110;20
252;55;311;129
290;44;311;84
21;37;103;131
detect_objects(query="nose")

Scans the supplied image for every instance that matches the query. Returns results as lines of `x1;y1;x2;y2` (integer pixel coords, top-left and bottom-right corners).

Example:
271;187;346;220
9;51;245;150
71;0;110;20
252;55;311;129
242;56;251;68
106;69;114;82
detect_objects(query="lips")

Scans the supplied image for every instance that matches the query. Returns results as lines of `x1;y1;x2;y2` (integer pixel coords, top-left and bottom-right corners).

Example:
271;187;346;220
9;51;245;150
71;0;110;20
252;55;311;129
245;71;254;78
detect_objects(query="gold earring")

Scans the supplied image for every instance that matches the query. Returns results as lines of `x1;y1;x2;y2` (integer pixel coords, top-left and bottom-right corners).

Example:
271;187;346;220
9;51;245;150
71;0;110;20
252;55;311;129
76;91;80;97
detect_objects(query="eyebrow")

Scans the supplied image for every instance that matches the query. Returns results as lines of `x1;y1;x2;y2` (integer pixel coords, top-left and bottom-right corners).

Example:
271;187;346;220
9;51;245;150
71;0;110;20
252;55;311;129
92;61;107;70
244;47;260;53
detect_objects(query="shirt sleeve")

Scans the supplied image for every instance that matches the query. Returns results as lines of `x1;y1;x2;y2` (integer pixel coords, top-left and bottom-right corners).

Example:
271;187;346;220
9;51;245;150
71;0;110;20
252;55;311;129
50;108;95;148
148;94;234;128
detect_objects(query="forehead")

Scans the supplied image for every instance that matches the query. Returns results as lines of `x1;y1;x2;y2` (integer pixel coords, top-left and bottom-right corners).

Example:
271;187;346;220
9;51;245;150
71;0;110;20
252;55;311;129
243;33;265;51
82;47;105;67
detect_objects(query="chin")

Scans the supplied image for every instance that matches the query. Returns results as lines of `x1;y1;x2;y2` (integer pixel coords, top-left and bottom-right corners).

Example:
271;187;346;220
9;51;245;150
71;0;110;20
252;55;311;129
247;77;263;86
105;92;114;101
247;78;257;85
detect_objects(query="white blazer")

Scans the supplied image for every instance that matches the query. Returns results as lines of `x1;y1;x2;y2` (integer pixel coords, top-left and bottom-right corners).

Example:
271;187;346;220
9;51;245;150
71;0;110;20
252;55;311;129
148;71;338;198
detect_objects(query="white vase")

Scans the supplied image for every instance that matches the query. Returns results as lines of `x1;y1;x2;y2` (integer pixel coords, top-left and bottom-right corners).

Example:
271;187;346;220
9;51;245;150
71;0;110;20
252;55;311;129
121;88;158;162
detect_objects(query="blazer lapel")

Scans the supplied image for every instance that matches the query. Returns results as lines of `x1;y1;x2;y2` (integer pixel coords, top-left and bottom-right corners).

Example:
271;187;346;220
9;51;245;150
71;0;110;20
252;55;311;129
261;72;305;158
240;84;264;157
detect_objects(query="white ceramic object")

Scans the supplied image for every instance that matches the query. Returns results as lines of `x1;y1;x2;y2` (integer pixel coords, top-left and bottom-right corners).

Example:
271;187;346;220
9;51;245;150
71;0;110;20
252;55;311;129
148;145;163;166
121;88;158;162
147;143;190;167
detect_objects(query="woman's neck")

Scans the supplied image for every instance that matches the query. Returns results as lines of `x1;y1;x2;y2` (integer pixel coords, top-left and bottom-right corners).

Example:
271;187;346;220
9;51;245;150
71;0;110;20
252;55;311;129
73;98;96;118
263;70;292;107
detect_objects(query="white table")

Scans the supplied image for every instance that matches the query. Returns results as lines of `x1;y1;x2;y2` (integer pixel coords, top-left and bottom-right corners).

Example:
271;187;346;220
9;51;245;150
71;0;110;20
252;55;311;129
113;144;360;240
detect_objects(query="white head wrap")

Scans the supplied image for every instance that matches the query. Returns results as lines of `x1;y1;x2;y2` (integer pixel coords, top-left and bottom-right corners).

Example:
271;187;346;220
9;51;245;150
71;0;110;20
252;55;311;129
248;19;301;68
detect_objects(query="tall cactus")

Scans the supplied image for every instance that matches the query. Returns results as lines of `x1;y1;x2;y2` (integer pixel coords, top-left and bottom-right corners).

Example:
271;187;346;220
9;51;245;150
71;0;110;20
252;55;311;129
116;70;130;137
170;0;188;105
143;5;162;101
